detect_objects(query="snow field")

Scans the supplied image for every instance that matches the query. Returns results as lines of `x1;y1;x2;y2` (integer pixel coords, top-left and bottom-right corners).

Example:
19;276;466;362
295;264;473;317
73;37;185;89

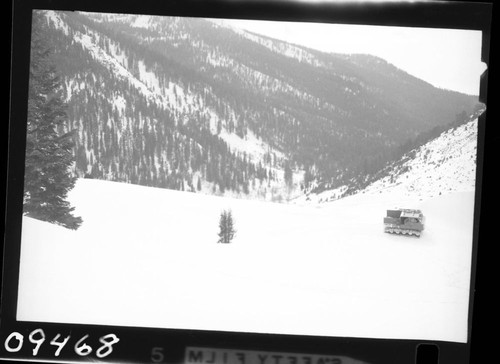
30;9;480;344
17;179;474;342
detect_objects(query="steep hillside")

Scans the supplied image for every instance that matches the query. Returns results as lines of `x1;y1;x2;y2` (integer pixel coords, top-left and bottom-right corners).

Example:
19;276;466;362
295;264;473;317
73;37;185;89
38;10;479;201
298;116;479;204
361;118;478;199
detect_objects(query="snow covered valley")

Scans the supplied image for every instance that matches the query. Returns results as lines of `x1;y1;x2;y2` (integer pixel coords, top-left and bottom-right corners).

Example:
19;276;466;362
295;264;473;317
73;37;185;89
17;178;475;343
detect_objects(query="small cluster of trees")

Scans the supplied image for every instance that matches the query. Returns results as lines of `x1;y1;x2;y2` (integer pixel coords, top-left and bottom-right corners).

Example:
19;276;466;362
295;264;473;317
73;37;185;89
217;209;236;244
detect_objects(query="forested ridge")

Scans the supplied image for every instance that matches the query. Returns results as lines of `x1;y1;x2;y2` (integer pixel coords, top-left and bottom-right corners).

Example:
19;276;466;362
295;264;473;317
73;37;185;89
39;11;480;201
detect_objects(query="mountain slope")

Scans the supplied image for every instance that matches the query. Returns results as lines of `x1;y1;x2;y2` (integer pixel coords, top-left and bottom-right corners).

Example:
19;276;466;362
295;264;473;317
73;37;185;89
361;118;478;199
298;116;479;204
39;10;479;201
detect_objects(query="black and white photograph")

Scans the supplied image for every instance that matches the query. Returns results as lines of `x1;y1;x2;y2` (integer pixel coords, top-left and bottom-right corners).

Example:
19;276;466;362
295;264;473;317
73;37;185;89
16;8;486;345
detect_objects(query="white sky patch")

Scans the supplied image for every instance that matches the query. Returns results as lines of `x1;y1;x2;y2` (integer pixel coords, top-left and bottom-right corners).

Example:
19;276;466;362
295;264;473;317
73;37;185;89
217;18;486;95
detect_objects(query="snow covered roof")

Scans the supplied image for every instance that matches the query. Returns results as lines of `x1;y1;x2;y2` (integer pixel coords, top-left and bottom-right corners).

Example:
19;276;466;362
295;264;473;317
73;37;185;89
401;210;422;218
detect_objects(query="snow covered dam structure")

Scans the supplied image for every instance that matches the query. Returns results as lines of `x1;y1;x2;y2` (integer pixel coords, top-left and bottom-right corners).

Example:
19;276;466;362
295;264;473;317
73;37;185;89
384;209;425;237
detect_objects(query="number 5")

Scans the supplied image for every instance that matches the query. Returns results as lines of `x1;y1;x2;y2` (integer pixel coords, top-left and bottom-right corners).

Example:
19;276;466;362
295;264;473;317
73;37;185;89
151;347;164;363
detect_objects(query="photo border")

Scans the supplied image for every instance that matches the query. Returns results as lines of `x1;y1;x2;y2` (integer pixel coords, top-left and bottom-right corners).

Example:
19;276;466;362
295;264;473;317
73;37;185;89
2;0;493;363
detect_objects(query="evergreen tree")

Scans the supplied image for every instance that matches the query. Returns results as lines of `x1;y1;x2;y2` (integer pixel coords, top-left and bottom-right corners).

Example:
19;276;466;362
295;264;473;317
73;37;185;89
303;166;315;190
284;162;293;189
217;209;236;244
23;13;82;230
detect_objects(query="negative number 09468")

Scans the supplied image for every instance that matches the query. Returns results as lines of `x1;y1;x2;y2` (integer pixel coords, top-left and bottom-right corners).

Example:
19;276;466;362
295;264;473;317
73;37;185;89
4;329;120;359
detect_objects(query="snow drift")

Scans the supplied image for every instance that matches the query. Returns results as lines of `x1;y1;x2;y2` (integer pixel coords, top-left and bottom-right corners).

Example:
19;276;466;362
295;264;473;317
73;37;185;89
17;177;475;343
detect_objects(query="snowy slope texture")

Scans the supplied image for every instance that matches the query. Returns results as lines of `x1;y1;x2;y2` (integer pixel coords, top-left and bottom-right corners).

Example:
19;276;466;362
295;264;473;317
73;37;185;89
361;118;478;199
298;116;480;205
39;10;479;202
18;176;475;343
